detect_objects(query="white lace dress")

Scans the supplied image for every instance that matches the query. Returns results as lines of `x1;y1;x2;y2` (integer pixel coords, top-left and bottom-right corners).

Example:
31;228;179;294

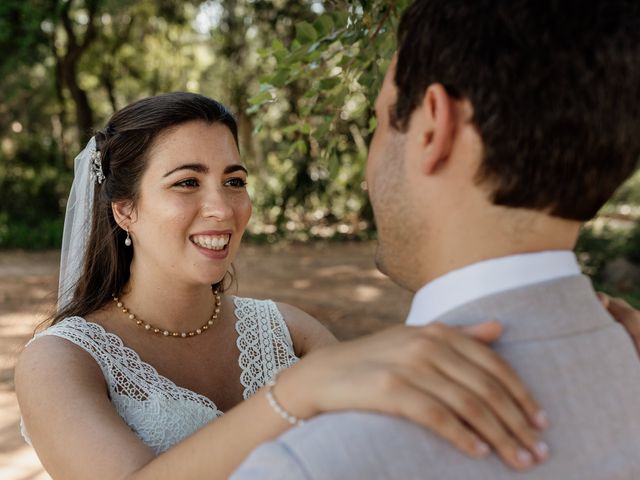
20;296;299;454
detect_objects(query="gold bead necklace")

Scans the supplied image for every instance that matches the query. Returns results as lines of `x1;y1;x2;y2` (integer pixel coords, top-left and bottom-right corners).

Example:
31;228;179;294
112;290;221;338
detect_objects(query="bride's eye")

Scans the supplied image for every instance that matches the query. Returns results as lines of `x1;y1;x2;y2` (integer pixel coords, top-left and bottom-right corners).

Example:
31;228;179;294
225;177;247;188
174;178;199;188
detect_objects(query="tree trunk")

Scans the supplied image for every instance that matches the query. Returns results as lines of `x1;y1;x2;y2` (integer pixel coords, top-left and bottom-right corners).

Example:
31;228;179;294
57;0;99;143
61;57;94;140
102;70;118;113
50;39;69;164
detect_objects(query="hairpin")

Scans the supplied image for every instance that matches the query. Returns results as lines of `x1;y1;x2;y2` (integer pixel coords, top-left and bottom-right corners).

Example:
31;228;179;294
90;149;105;185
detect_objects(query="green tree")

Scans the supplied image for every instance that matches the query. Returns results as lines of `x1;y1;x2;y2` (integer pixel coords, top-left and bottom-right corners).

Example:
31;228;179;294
1;0;637;252
0;0;210;247
242;0;408;239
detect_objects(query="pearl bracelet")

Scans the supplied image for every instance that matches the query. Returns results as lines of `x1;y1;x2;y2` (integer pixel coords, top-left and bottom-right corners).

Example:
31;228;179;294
265;375;305;427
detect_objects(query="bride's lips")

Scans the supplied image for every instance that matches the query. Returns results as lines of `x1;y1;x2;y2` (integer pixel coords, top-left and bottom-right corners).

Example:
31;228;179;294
189;230;232;260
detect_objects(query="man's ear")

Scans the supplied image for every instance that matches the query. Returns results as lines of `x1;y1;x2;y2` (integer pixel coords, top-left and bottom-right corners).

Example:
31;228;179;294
413;83;454;175
112;201;136;230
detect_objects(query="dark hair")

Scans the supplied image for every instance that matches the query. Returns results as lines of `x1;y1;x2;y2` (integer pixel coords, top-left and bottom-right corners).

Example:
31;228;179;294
50;92;238;326
394;0;640;220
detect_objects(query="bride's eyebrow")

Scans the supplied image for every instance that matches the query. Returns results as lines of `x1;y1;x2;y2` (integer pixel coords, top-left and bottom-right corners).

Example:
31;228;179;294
163;163;208;177
163;163;248;177
224;165;248;175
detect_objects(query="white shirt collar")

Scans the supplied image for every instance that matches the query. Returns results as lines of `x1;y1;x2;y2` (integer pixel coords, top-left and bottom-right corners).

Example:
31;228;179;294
405;251;582;326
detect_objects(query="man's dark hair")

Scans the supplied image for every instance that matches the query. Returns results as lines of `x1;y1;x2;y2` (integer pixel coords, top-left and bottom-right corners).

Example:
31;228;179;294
394;0;640;220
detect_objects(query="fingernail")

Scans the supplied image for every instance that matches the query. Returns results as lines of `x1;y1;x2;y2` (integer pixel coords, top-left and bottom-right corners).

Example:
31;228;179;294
534;410;549;429
516;448;534;467
475;440;490;457
534;441;550;461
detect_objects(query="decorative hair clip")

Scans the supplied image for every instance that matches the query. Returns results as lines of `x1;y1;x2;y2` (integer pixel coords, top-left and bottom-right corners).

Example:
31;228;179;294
90;149;105;185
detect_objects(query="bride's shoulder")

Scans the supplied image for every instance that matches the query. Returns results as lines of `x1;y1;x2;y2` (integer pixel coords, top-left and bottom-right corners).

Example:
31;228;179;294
15;322;114;466
230;296;315;325
18;327;92;365
271;301;338;356
15;327;106;402
17;315;107;386
229;295;336;355
30;315;107;344
19;316;101;364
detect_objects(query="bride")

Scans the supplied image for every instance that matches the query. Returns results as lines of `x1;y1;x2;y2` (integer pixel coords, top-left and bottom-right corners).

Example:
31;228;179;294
15;92;620;479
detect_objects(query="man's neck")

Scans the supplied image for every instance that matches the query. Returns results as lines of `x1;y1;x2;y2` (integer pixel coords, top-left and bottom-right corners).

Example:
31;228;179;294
413;208;582;289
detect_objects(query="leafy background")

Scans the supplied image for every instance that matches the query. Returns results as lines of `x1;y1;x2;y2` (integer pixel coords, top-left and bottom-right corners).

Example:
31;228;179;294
1;0;638;304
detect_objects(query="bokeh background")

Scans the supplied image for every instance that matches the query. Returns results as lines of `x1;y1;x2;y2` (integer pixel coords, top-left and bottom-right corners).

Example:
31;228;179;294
1;0;638;478
2;0;640;298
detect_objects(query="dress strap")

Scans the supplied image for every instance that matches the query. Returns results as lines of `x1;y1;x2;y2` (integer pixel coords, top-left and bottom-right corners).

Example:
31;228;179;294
234;297;299;398
21;317;222;453
25;317;220;408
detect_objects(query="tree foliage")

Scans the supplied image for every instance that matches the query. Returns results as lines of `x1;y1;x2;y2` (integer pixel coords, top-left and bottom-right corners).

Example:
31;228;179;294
0;0;407;248
0;0;637;250
1;0;207;247
244;0;409;240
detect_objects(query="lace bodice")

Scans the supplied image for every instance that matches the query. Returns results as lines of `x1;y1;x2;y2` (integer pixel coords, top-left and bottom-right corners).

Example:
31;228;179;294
21;296;299;454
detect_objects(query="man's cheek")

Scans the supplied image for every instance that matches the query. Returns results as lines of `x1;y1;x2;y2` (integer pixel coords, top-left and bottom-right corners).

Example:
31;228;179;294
365;142;381;187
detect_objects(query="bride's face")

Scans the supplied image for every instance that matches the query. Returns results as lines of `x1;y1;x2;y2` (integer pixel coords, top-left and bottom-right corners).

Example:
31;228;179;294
124;120;251;287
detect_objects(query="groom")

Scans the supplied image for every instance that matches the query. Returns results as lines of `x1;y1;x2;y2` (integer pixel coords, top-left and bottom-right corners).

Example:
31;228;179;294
233;0;640;478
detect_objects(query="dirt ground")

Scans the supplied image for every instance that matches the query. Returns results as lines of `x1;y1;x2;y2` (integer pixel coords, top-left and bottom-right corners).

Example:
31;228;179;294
0;242;412;480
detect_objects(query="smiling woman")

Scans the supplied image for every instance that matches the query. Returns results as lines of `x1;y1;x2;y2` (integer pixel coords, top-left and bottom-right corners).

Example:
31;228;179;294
111;121;251;291
14;92;551;479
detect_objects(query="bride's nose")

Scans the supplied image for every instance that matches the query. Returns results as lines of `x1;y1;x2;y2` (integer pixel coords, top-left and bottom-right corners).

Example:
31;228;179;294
201;188;234;221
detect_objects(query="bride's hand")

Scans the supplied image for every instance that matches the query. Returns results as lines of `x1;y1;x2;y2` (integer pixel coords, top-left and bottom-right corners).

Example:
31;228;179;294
277;321;548;471
598;292;640;353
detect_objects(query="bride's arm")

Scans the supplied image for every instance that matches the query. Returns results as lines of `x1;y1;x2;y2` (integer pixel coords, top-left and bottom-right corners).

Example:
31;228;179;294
131;322;546;478
598;292;640;353
274;305;547;470
140;316;547;477
16;316;546;480
16;336;157;479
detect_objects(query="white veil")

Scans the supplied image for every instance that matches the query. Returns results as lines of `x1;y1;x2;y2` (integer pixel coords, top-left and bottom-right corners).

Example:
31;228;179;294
58;137;98;310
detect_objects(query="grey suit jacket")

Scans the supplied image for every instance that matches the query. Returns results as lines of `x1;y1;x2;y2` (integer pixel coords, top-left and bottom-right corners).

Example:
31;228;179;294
231;276;640;479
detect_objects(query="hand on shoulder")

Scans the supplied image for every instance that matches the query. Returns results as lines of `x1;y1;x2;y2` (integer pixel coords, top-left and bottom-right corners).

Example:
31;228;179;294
276;321;549;471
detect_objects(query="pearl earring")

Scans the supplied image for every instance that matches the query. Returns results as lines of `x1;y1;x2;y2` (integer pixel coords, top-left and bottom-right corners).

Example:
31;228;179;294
124;229;132;247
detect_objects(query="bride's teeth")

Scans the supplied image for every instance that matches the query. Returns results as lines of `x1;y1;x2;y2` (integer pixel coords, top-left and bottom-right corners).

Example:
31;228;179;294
192;234;230;251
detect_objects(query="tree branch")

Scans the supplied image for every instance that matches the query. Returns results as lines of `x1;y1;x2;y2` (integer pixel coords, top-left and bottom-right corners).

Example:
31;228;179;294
60;0;77;51
58;0;97;140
